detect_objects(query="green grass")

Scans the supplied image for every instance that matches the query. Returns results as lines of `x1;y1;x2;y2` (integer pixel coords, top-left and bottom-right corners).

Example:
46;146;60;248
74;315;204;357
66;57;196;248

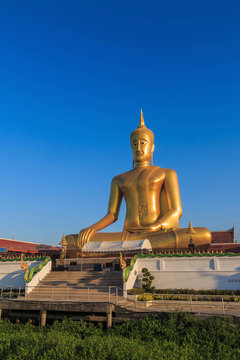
0;313;239;359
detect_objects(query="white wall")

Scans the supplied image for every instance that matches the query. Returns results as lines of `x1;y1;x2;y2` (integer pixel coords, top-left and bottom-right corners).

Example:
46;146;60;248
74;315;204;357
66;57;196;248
125;257;240;291
0;261;42;289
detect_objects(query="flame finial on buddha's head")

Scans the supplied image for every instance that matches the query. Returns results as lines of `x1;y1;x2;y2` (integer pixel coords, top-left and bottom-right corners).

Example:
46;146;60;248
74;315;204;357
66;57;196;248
130;109;154;144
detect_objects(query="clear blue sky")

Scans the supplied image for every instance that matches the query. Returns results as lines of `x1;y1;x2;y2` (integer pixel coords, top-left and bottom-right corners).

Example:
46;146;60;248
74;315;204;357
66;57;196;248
0;1;239;245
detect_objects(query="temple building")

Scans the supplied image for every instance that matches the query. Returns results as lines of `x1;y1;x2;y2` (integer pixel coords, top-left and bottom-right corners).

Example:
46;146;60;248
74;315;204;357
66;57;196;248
211;227;236;244
210;226;240;253
0;238;60;258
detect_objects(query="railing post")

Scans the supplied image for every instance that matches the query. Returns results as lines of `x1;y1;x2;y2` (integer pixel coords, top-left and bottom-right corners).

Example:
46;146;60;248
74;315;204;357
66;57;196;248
18;287;21;299
87;287;89;302
10;287;12;299
222;296;225;315
190;295;192;312
109;287;111;303
106;304;113;329
40;310;47;326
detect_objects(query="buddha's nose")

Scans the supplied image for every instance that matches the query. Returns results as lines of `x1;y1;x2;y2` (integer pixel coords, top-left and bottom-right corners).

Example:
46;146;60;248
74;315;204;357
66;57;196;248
137;142;141;151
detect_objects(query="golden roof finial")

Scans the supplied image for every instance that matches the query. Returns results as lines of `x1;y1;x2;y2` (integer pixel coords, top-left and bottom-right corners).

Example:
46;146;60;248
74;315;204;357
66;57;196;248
60;232;68;247
186;220;196;234
139;109;146;128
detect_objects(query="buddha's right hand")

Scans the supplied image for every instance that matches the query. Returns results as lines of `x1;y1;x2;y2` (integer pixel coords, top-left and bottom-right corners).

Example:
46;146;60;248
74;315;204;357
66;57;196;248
78;227;96;249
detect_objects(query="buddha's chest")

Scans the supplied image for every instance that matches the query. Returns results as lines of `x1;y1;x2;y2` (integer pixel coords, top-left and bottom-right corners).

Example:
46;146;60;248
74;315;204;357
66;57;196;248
118;169;164;198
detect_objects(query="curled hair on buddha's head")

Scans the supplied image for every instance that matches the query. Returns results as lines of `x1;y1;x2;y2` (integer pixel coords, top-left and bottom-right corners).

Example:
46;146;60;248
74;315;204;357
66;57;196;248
130;109;154;145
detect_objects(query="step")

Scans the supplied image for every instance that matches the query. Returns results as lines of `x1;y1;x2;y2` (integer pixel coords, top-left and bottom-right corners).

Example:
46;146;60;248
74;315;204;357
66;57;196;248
40;281;122;285
39;276;122;280
27;286;122;292
25;270;123;301
45;274;122;279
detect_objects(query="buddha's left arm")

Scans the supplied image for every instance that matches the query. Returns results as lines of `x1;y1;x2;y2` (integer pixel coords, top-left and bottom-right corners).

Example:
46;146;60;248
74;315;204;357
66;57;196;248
158;169;183;228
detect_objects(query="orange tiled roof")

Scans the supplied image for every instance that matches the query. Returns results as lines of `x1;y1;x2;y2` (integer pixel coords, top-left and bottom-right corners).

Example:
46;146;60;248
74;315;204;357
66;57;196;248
0;238;60;254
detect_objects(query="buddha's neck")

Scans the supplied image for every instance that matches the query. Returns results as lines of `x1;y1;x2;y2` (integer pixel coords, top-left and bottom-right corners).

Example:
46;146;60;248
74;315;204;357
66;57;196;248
135;161;150;168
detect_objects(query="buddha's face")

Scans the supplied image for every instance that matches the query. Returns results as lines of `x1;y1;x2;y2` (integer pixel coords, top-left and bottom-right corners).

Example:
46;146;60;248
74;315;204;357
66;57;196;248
131;133;154;164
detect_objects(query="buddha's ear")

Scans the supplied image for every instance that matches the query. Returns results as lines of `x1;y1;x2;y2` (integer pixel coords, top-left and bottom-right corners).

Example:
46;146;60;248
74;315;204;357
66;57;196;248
150;144;155;166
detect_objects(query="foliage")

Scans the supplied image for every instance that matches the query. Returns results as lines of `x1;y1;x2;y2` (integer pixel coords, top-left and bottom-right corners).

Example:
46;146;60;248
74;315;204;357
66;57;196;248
141;268;155;293
0;314;240;359
0;257;47;262
128;288;240;295
137;294;240;302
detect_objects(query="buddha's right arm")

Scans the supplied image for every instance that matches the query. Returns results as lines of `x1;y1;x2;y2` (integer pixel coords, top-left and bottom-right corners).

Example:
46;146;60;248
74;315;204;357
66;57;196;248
78;178;123;246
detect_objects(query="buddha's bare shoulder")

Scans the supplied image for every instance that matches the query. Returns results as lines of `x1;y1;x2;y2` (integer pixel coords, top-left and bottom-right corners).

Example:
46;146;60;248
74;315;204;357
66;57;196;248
158;167;178;176
148;166;177;175
112;168;137;183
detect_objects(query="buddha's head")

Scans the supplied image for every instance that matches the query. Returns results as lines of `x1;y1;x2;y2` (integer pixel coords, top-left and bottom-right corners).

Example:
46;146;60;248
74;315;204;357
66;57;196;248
130;110;155;167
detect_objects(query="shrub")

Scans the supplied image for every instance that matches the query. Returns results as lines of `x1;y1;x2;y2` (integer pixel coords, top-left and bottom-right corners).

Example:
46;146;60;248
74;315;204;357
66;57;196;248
137;294;154;301
141;268;155;293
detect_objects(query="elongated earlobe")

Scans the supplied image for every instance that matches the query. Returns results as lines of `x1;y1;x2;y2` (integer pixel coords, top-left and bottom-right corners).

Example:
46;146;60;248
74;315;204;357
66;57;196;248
151;144;155;166
150;154;154;166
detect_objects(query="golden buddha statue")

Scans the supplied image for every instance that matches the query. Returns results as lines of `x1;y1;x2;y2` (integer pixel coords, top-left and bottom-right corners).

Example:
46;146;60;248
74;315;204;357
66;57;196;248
76;110;211;252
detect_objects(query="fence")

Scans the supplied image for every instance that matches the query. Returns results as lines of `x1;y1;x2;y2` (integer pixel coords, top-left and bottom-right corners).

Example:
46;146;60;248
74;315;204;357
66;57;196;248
133;294;240;316
1;288;240;317
0;286;123;303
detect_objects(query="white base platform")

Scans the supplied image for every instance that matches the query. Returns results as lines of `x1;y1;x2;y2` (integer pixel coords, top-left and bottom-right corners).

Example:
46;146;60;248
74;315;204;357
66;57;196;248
125;256;240;291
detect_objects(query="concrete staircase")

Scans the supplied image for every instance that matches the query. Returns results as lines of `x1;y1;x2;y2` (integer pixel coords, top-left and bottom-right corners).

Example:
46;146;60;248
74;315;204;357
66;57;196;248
26;270;123;302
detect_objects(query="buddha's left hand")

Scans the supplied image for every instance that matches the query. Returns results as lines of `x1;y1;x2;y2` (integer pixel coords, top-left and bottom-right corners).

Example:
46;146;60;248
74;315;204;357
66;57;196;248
78;226;96;248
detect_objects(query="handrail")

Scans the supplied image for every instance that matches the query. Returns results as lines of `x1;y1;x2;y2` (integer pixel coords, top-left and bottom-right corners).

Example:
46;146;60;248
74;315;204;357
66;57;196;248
0;285;123;303
24;257;51;283
1;287;240;318
127;297;240;317
136;293;240;300
2;287;239;302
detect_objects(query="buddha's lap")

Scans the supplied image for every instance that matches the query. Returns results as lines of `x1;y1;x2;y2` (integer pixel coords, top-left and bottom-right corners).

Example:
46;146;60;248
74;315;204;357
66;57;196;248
89;227;211;248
